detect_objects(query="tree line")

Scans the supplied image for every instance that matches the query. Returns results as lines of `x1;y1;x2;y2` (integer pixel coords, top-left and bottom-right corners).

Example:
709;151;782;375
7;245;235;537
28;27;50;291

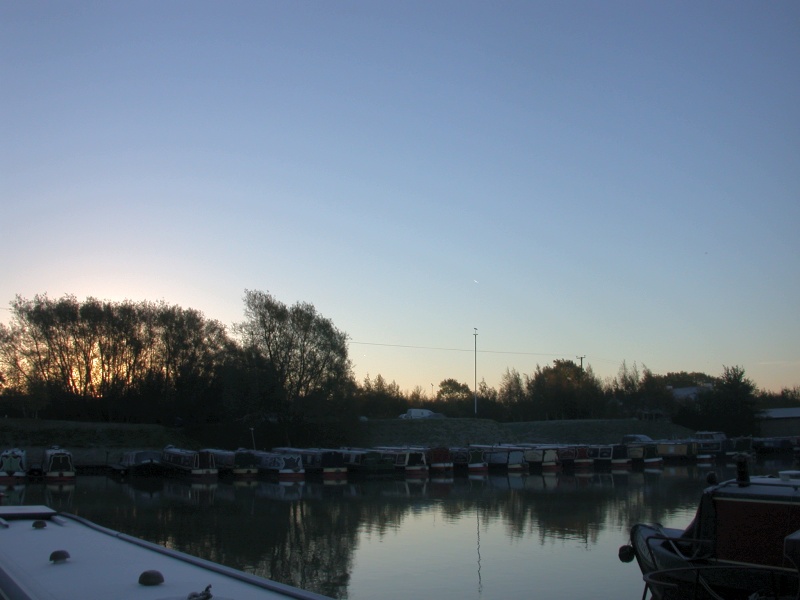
1;293;798;440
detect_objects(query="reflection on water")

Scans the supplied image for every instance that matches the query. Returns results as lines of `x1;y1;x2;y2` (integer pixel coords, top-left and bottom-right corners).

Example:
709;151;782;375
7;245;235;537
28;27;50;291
3;459;791;599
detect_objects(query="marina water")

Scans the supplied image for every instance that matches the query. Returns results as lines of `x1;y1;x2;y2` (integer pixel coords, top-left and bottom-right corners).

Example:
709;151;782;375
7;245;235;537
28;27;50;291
3;457;792;599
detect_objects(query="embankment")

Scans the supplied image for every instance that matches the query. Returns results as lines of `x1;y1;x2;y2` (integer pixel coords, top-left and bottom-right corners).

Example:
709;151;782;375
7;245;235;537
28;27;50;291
0;419;196;467
358;417;693;447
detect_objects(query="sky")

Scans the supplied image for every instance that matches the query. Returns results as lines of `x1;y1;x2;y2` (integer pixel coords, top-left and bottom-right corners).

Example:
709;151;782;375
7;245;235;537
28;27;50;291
2;2;799;395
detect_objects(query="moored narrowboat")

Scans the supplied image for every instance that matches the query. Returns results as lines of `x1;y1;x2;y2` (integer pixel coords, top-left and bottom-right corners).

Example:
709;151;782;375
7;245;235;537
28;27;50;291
587;444;614;469
573;445;594;470
525;445;561;473
422;446;454;473
273;447;347;479
41;446;76;482
251;450;305;480
375;446;429;478
116;449;165;477
637;443;663;469
555;445;577;470
610;444;632;470
340;448;396;476
656;440;697;462
160;445;218;480
0;448;27;484
450;447;489;474
231;448;261;478
622;435;663;469
513;444;557;473
693;430;730;463
203;448;236;475
470;445;527;473
619;459;800;599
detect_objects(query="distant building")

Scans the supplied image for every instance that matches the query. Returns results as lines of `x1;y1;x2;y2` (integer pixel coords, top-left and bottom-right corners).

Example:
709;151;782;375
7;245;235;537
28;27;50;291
669;384;713;402
757;408;800;437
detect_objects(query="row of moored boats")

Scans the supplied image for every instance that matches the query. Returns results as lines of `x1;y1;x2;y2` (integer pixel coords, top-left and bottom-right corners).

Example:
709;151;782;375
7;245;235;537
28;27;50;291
1;431;784;484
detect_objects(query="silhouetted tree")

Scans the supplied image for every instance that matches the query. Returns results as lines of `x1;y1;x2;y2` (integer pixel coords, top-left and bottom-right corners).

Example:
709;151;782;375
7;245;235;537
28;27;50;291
528;360;584;420
756;386;800;409
475;378;504;420
606;362;677;418
234;290;353;423
356;374;408;418
426;378;473;417
498;368;529;421
708;365;757;435
0;294;233;422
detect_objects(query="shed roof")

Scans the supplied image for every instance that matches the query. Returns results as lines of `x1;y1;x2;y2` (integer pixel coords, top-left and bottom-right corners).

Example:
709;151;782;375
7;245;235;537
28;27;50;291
758;407;800;420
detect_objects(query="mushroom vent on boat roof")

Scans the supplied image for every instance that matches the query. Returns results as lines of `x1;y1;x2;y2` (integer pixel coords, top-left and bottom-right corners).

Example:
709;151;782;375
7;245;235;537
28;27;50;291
138;570;165;586
49;550;70;563
32;520;46;529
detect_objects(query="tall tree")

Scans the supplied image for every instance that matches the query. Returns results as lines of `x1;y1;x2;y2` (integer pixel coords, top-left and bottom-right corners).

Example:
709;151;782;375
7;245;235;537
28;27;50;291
428;378;475;417
498;368;525;406
154;303;233;423
234;290;353;419
607;362;676;418
528;359;604;420
708;365;758;436
356;374;407;418
498;368;527;421
436;378;472;402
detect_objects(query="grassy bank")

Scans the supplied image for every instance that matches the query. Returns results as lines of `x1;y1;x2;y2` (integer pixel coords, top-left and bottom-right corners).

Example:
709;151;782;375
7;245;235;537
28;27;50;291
0;419;195;448
0;418;197;466
359;417;694;447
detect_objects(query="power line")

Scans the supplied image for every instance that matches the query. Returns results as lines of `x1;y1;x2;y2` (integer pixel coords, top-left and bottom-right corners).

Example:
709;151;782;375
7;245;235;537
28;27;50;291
349;340;623;366
349;340;575;358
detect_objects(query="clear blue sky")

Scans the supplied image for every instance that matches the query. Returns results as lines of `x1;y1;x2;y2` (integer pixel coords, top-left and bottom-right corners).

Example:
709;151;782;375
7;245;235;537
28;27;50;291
2;2;798;394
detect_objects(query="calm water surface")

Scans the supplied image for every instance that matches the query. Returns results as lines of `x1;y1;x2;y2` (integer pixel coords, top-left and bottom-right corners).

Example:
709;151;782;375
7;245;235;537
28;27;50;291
4;458;793;600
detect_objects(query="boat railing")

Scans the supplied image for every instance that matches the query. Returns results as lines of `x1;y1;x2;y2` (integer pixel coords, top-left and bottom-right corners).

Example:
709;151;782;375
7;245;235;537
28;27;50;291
643;531;715;564
642;564;799;600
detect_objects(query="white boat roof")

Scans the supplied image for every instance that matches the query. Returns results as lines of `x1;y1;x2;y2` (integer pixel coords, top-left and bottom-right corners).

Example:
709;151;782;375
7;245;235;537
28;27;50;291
0;505;330;600
710;475;800;503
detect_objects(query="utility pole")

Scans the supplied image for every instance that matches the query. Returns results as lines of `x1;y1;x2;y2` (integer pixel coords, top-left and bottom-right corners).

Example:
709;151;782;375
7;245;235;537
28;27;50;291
577;355;585;371
474;328;478;416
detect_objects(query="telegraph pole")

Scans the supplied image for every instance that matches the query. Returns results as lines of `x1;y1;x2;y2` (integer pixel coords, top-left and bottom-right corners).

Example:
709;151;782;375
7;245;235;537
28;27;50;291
577;355;585;371
474;328;478;416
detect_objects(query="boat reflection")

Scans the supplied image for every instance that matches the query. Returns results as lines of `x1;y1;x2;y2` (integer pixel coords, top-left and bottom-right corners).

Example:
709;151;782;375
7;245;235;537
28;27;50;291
256;480;305;501
44;482;75;509
0;483;26;505
162;478;218;505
